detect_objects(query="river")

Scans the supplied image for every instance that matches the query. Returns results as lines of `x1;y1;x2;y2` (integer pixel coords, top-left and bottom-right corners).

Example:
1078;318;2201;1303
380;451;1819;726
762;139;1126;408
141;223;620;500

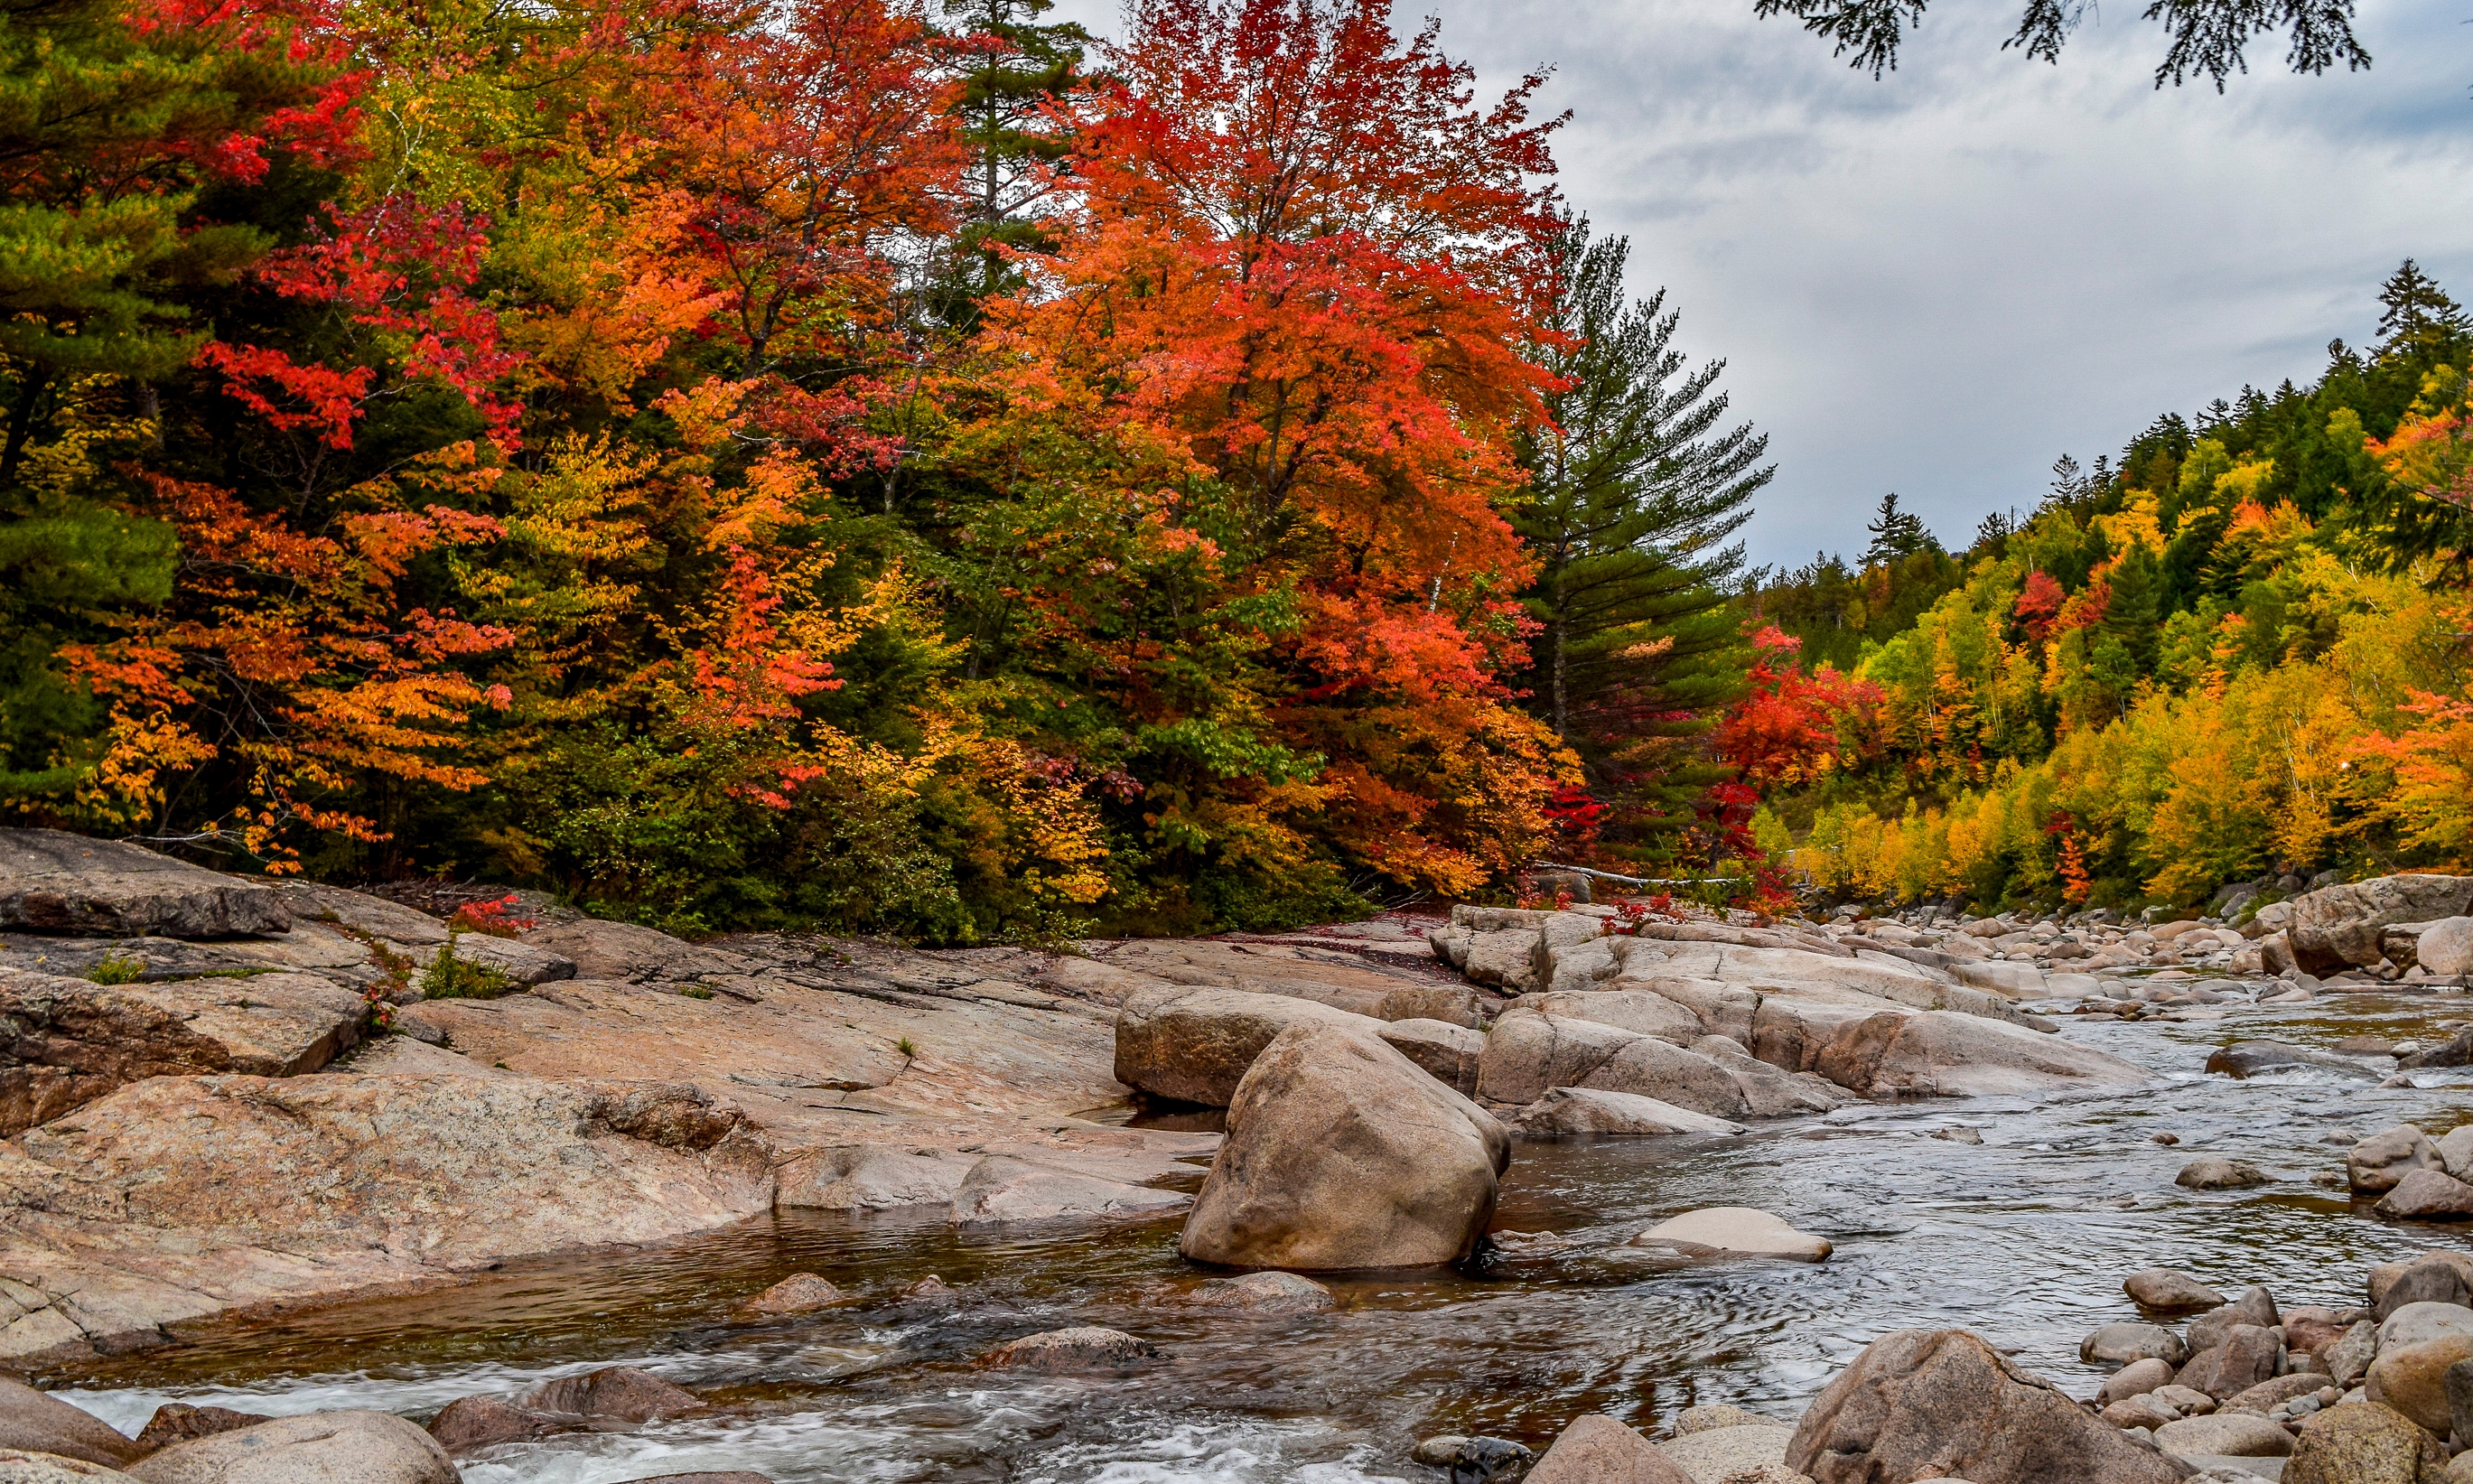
43;987;2473;1483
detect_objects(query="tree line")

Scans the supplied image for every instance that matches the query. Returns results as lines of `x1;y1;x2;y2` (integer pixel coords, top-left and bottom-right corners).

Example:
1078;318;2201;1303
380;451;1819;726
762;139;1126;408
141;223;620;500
0;0;1769;938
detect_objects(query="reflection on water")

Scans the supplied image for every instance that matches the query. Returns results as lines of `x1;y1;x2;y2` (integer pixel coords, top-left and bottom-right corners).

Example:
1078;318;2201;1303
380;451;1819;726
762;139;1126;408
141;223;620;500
45;992;2473;1483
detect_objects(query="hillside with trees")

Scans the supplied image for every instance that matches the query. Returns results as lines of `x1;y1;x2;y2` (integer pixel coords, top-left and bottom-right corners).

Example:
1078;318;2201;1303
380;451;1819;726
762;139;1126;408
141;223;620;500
0;0;1764;938
1731;261;2473;912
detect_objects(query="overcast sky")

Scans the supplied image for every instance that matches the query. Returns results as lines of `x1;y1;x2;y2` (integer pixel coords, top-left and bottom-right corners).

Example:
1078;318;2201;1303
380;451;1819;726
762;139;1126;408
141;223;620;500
1049;0;2473;568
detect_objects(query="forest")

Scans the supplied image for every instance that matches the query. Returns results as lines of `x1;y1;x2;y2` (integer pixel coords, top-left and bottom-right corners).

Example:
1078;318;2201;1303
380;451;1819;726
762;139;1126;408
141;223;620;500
3;0;2465;939
0;0;1777;938
1733;262;2473;913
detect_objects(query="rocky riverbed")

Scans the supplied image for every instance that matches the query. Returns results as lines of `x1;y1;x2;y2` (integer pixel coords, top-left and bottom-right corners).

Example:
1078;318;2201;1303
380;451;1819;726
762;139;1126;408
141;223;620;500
11;829;2473;1481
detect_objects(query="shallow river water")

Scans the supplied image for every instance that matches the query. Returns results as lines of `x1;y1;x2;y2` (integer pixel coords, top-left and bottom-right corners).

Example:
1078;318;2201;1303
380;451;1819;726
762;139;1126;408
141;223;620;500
45;990;2473;1483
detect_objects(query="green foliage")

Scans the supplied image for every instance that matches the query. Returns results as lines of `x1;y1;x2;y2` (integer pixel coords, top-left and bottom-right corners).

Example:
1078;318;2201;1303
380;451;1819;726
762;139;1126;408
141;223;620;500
422;934;515;1000
1514;220;1769;857
84;951;144;984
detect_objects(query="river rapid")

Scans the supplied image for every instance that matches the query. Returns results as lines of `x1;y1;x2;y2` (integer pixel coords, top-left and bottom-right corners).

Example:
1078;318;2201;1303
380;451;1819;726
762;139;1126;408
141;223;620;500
43;988;2473;1484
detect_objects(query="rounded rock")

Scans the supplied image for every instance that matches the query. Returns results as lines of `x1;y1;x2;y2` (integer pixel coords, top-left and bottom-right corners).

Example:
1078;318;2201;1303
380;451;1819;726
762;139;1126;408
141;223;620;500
975;1326;1159;1374
2123;1268;2226;1312
2082;1321;2191;1367
2283;1399;2446;1484
1628;1208;1830;1263
2366;1334;2473;1433
2176;1157;2271;1190
1185;1271;1335;1315
2152;1412;2294;1459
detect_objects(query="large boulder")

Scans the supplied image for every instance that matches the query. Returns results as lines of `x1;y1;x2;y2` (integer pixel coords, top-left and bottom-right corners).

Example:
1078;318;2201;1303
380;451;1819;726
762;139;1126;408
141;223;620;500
126;1412;456;1484
1788;1007;2150;1099
0;969;367;1136
2372;1250;2473;1319
2289;874;2473;973
1178;1022;1509;1271
1784;1328;2186;1484
0;1382;135;1468
1526;1415;1692;1484
0;831;291;938
2422;917;2473;977
1112;986;1380;1106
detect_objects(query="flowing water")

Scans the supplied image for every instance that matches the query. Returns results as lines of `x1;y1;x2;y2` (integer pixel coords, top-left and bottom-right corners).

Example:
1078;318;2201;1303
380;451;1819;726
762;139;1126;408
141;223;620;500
43;990;2473;1483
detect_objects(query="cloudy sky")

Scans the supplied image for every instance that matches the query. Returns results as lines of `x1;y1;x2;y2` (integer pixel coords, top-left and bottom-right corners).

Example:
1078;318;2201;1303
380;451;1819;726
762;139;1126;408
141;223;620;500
1050;0;2473;568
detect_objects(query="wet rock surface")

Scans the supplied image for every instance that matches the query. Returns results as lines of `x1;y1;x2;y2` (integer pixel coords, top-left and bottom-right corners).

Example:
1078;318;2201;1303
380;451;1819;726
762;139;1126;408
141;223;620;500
21;862;2473;1483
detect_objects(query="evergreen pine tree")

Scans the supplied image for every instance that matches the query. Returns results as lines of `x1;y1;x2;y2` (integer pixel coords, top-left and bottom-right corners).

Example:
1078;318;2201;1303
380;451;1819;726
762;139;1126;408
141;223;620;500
932;0;1089;320
1514;220;1772;855
2375;259;2471;364
1862;492;1932;566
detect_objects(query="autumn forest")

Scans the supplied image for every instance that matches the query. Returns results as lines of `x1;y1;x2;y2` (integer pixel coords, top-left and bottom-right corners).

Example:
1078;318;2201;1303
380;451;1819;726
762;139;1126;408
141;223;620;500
4;0;2468;940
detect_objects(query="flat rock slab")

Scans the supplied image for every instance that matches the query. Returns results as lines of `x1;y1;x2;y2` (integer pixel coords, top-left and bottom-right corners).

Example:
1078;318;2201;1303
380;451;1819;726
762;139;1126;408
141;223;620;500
0;1074;770;1361
0;969;367;1136
0;832;290;939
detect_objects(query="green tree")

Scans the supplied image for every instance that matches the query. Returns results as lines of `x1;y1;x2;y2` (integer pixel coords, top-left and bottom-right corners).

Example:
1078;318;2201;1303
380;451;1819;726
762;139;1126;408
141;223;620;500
2376;259;2471;365
1514;221;1771;852
933;0;1089;319
0;0;350;817
1862;491;1934;566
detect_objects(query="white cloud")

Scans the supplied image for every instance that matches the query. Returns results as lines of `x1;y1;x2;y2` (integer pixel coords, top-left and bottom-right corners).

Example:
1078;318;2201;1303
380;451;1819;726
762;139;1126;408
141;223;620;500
1047;0;2473;564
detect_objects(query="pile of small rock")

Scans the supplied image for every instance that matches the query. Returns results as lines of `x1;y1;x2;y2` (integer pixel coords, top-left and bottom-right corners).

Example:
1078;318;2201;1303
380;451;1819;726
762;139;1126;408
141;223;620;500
2076;1252;2473;1480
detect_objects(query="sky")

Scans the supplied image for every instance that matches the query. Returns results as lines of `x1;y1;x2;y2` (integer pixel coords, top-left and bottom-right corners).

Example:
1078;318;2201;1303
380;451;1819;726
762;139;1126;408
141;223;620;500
1047;0;2473;568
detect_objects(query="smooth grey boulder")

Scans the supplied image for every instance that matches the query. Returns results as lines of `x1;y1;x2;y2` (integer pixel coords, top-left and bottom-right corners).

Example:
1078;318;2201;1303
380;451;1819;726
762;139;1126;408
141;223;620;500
0;830;291;939
2176;1157;2270;1190
2421;917;2473;976
2082;1322;2190;1367
2375;1167;2473;1219
2378;1300;2473;1350
1179;1022;1508;1271
2186;1286;2276;1348
1113;985;1382;1106
131;1411;266;1457
2350;1125;2444;1194
127;1413;456;1484
2371;1249;2473;1318
2151;1413;2292;1460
